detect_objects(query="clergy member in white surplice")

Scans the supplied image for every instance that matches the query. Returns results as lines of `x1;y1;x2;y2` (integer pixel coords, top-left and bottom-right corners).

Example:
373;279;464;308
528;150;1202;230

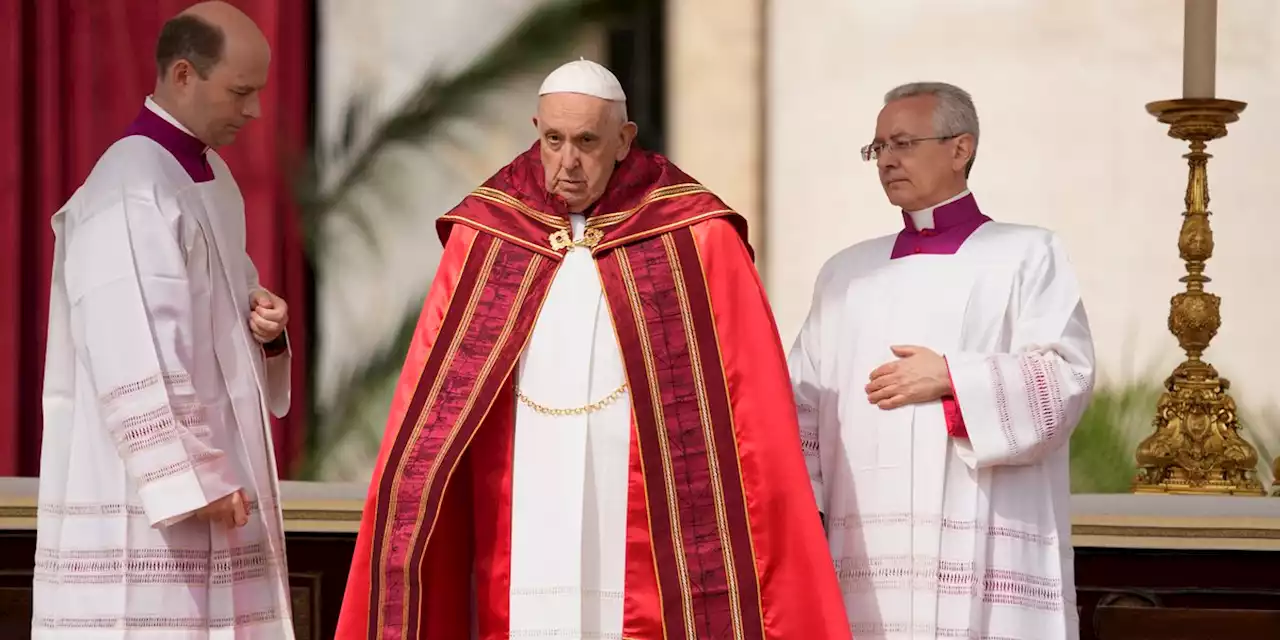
791;81;1096;640
36;3;295;638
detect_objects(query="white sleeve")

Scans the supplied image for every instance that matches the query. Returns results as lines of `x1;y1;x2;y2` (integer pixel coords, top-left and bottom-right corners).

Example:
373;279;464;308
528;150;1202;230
946;234;1097;468
64;189;240;527
788;275;831;514
243;252;291;418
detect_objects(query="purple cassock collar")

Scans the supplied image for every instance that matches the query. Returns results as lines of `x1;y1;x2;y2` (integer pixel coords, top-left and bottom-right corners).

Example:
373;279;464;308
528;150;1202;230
123;99;215;183
890;191;991;259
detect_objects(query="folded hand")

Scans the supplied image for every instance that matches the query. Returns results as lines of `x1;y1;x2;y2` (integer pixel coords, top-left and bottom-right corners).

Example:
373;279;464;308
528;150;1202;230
865;345;951;410
195;489;249;528
249;289;289;344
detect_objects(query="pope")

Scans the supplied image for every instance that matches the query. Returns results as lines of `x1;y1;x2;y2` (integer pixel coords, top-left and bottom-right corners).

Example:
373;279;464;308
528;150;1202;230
335;59;851;640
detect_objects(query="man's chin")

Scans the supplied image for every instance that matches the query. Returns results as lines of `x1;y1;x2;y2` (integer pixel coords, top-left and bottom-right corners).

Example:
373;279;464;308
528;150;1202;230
883;183;916;208
556;190;591;211
214;128;242;148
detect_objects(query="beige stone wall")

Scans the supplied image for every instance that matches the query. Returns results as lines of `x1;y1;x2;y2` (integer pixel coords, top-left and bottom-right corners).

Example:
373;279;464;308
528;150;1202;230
666;0;767;257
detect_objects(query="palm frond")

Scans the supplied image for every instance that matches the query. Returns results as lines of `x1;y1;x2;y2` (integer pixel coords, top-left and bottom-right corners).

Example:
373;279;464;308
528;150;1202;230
299;296;423;480
297;370;402;481
1069;381;1161;493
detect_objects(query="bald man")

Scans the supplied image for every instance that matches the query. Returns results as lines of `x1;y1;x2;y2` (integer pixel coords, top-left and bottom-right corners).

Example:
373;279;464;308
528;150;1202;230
335;60;850;640
36;3;295;637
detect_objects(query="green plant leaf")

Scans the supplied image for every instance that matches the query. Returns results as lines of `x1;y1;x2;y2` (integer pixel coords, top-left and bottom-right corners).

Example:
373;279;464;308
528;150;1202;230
1069;382;1162;493
296;298;424;480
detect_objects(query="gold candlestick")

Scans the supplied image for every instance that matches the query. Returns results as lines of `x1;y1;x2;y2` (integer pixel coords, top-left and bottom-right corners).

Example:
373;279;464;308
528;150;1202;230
1132;98;1265;496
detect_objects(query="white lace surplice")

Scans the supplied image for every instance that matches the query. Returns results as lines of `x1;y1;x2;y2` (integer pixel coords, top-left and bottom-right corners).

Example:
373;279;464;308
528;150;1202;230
37;130;293;639
790;222;1095;640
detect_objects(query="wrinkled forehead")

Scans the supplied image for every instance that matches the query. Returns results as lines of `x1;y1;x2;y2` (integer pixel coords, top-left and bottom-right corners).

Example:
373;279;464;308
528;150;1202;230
537;93;617;132
874;95;936;140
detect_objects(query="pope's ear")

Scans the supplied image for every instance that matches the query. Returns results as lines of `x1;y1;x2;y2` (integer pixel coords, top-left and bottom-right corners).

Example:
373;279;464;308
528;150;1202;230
616;121;638;161
532;116;539;130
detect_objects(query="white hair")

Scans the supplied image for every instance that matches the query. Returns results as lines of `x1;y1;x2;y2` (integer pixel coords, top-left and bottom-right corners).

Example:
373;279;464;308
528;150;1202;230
610;99;629;124
884;81;979;177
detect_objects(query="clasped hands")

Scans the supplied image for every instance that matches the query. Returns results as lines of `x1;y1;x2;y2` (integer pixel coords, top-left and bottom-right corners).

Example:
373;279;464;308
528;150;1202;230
864;345;951;410
249;289;289;344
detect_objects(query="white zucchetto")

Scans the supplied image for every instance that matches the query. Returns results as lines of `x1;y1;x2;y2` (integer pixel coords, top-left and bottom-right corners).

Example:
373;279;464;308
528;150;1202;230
538;58;627;102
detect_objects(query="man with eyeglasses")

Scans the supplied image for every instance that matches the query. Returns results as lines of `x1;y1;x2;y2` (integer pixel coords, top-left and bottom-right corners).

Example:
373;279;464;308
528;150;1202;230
788;81;1096;640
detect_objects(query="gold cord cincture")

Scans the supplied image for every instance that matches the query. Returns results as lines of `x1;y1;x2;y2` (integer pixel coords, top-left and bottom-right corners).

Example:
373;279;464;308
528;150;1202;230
516;382;629;416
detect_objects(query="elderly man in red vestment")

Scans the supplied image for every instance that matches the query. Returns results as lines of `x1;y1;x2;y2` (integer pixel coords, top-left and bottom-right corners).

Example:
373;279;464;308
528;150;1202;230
335;59;849;640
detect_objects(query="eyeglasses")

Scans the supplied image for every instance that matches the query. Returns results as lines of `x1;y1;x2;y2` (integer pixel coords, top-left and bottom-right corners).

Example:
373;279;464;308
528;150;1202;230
860;135;958;162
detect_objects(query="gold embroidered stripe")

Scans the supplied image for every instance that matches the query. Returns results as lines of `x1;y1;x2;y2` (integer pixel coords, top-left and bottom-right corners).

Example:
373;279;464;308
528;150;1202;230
615;245;699;639
661;233;746;640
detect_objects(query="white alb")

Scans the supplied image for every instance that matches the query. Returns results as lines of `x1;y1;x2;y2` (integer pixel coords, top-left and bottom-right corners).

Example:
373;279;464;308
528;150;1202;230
791;216;1096;640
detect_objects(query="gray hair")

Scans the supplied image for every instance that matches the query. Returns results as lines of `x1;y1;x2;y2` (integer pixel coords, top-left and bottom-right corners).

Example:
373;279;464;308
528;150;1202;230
884;82;979;177
611;100;629;124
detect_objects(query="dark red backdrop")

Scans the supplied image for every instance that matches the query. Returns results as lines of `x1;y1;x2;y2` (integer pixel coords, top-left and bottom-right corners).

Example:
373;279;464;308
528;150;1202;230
0;0;311;477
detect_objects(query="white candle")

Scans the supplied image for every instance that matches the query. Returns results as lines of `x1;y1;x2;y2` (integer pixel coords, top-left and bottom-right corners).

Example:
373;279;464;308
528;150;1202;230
1183;0;1217;98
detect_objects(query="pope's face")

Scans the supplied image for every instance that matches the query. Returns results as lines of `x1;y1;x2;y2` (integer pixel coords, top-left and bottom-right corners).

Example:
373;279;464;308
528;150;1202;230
174;36;270;148
873;94;970;211
535;93;637;213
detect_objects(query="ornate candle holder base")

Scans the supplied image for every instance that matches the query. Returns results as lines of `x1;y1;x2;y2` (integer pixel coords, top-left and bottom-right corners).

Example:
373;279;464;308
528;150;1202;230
1133;365;1262;495
1131;98;1265;496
